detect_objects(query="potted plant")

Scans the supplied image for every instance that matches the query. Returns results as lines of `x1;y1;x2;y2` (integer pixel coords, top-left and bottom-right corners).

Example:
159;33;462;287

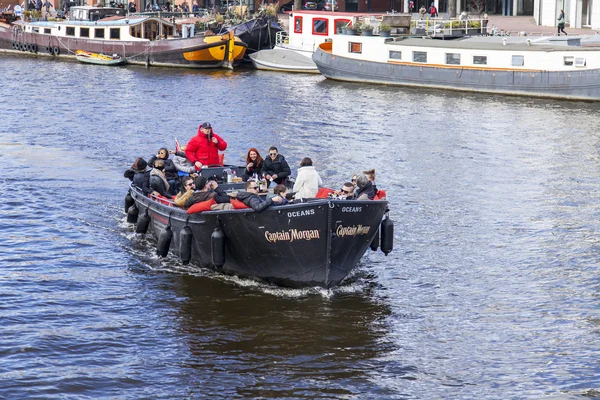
379;22;392;37
345;22;358;35
361;23;373;36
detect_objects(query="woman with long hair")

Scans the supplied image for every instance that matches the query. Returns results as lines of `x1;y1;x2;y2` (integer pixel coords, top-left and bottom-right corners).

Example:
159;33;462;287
243;147;264;181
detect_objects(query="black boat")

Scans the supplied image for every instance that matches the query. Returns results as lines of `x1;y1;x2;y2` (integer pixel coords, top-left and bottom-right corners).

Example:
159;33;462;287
125;165;393;288
225;15;284;57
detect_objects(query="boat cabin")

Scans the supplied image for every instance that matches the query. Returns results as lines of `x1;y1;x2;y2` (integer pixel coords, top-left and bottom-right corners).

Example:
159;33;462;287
23;16;176;41
284;10;379;52
69;6;126;21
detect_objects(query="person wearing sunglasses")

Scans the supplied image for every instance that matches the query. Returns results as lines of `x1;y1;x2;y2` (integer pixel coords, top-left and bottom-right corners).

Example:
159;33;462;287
262;146;291;186
148;147;180;194
236;180;283;212
334;182;355;200
174;176;196;207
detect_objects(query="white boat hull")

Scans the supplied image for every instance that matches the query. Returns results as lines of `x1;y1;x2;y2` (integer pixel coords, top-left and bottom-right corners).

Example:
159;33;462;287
248;46;319;73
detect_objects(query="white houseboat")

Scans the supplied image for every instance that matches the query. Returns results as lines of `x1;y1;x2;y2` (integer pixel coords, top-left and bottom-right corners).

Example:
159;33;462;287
313;35;600;101
0;6;247;69
248;10;379;73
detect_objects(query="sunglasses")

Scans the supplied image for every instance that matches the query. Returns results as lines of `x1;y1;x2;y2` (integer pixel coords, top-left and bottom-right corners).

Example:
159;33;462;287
249;186;258;190
269;153;277;156
341;189;350;194
185;183;195;187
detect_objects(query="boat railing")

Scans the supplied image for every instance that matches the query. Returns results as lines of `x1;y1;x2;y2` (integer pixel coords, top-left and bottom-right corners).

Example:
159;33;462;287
410;17;491;36
275;30;289;47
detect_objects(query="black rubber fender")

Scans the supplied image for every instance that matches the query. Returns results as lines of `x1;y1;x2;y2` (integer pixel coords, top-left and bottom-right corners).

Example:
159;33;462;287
53;46;60;56
370;227;379;251
156;226;173;257
211;227;225;267
126;204;138;224
135;212;151;234
124;192;134;213
179;226;193;264
31;43;38;53
380;215;394;256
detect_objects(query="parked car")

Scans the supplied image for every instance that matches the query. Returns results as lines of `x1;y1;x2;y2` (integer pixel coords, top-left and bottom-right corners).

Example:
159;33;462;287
317;0;338;10
279;0;294;12
303;0;318;9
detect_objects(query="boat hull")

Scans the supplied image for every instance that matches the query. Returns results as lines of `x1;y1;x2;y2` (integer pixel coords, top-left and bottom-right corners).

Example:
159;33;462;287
129;187;388;288
249;46;319;73
0;22;246;69
313;46;600;101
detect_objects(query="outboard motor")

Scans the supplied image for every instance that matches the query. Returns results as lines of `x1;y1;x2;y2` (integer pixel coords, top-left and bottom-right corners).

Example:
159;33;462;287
136;210;151;234
127;205;138;224
211;227;225;267
370;227;380;251
380;214;394;256
125;192;134;213
156;225;173;257
179;226;193;264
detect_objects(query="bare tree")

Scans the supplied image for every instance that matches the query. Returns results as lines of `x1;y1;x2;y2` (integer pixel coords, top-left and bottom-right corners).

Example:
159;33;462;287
468;0;485;15
448;0;456;18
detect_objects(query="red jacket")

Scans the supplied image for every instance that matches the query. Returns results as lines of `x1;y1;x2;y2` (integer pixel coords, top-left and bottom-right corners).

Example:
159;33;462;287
185;128;227;166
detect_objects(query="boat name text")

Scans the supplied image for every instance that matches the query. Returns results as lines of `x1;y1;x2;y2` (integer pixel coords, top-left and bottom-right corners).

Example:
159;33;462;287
287;209;315;218
336;224;371;237
265;229;321;243
341;206;362;213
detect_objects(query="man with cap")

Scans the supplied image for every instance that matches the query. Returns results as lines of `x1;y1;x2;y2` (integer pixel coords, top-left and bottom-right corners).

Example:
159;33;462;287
185;122;227;170
184;176;231;208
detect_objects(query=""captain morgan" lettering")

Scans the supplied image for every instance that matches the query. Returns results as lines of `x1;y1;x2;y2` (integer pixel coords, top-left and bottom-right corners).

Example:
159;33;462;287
336;224;371;237
265;229;321;243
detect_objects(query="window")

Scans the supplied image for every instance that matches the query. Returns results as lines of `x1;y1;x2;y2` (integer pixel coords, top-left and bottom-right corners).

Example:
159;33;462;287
130;25;142;38
564;56;574;66
80;27;90;37
511;55;524;66
294;16;302;33
334;19;351;34
389;50;401;60
349;42;362;53
446;53;460;65
66;26;75;36
413;51;427;63
473;55;487;65
95;28;105;39
110;28;120;39
313;18;328;35
575;57;586;67
44;28;51;34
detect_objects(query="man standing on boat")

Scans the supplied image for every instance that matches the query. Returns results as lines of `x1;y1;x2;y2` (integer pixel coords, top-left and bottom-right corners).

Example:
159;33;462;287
185;122;228;170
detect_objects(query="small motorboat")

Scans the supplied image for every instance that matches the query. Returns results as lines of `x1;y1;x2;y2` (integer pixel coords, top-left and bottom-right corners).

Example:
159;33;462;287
75;50;127;66
124;165;393;288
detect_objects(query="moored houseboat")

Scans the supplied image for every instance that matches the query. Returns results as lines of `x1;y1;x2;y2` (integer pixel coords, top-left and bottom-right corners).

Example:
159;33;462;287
248;10;379;73
313;35;600;101
0;6;247;69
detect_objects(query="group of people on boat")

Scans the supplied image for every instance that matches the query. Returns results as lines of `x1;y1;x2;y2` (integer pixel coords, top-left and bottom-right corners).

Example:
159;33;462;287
125;121;382;213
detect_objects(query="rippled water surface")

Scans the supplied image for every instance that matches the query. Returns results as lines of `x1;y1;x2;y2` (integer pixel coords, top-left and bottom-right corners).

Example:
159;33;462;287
1;55;600;399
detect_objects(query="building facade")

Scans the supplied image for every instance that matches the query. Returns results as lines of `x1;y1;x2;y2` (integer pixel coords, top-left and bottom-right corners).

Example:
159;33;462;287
534;0;600;29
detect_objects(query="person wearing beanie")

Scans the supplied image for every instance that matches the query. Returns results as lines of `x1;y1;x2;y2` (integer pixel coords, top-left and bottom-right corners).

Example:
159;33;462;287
124;157;154;196
185;121;228;170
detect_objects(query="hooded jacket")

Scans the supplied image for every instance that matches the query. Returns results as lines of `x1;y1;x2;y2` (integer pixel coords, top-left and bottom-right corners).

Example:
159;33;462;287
185;128;227;166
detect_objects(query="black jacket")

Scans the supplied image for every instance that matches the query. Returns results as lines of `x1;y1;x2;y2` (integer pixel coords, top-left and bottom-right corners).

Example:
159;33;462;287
184;186;230;208
262;155;291;185
354;181;377;200
236;191;273;212
132;170;152;196
243;160;263;181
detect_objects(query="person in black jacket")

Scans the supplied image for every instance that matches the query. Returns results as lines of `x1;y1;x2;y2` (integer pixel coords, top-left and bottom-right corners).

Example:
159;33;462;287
185;176;231;208
236;181;282;212
242;147;264;181
262;146;291;185
148;147;180;194
125;157;155;197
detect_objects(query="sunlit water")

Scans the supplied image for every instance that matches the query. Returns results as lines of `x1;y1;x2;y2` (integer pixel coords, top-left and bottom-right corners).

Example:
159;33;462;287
1;55;599;399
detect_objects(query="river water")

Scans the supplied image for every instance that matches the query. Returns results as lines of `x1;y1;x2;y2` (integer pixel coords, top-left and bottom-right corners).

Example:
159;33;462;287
1;54;600;399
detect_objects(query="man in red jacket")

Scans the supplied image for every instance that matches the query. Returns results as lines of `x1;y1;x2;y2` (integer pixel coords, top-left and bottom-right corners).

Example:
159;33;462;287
185;122;227;170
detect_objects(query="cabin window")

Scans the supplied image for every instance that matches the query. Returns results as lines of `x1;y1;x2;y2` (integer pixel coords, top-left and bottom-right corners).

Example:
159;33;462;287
313;18;328;35
66;26;75;36
473;55;487;65
334;18;351;34
389;50;401;60
446;53;460;65
349;42;362;54
80;27;90;37
413;51;427;63
44;28;51;34
110;28;120;40
294;16;302;33
564;56;574;66
575;57;586;67
95;28;105;39
511;55;524;66
130;25;142;38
